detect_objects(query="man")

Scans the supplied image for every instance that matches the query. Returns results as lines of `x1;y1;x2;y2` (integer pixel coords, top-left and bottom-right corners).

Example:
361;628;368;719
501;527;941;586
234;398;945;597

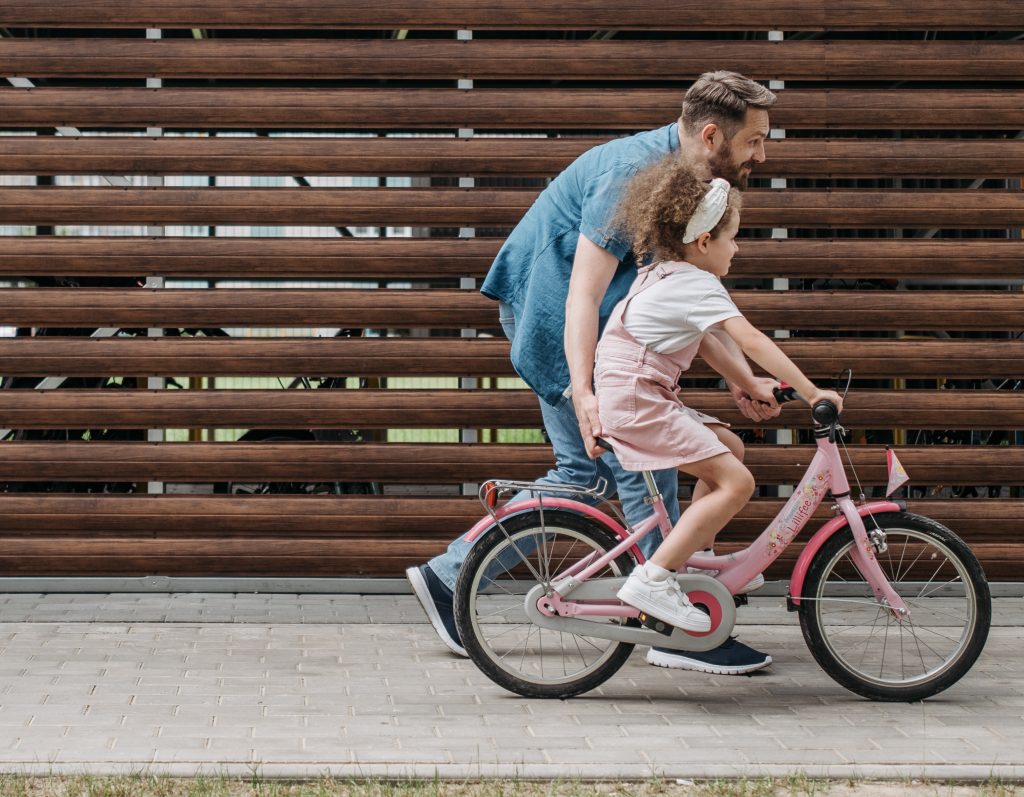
408;71;782;675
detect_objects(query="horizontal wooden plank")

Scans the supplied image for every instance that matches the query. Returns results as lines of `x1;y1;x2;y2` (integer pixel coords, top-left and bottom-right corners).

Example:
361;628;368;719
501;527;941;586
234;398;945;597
6;136;1024;179
762;139;1024;179
4;288;1024;331
2;187;1022;229
1;337;1021;379
0;494;1018;578
1;237;1020;281
2;39;1021;81
3;88;1023;131
5;0;1021;30
0;442;1021;484
0;236;502;279
3;388;1023;430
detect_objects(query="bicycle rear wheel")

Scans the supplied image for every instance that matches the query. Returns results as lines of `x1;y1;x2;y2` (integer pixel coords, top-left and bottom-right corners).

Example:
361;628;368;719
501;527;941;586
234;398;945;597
799;512;990;702
454;509;637;699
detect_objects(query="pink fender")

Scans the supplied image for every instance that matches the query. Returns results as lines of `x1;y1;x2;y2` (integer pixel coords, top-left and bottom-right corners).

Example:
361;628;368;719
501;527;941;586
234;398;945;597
462;498;645;562
787;500;904;606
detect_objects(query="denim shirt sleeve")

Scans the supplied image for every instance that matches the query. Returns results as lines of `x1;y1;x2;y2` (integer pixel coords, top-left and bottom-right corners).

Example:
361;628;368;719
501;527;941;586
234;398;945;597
579;160;639;263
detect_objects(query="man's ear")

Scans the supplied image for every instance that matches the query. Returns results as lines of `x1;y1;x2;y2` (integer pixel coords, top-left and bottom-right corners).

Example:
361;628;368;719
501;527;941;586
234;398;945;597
700;123;721;152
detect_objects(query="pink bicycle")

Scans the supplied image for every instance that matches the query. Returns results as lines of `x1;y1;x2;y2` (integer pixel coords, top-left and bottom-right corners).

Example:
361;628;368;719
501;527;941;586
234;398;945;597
454;388;990;702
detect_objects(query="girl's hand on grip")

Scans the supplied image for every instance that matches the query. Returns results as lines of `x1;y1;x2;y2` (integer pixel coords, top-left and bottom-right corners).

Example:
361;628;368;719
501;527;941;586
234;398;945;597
809;389;843;417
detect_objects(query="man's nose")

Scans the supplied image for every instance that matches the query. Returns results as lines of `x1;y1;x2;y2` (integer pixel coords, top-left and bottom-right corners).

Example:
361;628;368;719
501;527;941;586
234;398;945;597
753;142;766;163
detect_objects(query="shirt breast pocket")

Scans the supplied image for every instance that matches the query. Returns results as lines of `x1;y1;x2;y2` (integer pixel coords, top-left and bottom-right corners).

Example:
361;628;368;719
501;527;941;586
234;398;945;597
596;374;637;430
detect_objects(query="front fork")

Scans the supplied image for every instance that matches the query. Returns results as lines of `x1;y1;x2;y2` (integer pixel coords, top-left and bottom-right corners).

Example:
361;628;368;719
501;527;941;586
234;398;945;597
835;495;910;618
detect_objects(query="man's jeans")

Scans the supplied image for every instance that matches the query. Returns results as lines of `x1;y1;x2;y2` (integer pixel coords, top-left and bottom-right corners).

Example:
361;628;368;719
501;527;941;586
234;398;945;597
428;301;680;592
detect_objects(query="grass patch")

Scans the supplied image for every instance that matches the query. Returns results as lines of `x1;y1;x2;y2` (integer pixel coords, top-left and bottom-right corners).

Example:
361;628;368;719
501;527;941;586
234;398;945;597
0;776;1019;797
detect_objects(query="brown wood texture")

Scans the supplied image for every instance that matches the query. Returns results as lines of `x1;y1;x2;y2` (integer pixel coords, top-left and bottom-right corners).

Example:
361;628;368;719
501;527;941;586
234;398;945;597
0;236;502;279
0;494;1018;579
4;87;1023;131
2;39;1022;81
6;136;1024;179
1;237;1020;280
3;188;1023;229
0;443;1021;485
5;0;1021;30
5;288;1024;332
1;337;1021;379
3;388;1023;431
0;289;496;329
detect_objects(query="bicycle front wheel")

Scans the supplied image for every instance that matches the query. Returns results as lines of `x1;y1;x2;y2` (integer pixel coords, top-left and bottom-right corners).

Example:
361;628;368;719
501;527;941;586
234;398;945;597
454;509;637;699
799;512;990;702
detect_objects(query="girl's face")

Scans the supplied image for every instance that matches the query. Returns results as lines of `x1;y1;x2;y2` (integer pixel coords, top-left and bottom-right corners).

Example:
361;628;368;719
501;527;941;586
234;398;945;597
687;211;740;278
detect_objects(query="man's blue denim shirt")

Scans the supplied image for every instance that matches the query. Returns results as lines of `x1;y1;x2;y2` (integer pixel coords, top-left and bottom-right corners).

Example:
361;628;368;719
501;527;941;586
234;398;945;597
481;122;680;407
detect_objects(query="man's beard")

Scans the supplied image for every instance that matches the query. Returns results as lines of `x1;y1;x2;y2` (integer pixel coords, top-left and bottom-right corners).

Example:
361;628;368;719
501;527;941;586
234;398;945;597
708;140;755;190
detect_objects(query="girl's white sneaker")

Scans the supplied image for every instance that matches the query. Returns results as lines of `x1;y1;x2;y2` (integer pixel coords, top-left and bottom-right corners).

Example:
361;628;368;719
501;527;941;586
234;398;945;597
617;565;712;633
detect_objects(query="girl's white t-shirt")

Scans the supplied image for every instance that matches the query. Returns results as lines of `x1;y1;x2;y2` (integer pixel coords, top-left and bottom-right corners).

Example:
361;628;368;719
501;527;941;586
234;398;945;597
621;262;743;354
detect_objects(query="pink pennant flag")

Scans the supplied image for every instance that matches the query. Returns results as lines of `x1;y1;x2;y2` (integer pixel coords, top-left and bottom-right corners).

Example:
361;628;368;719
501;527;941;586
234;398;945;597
886;446;909;497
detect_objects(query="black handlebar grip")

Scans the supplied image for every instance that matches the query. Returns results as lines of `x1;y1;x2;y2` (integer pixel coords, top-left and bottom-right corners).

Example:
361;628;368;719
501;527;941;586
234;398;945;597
812;400;839;425
595;437;614;452
773;386;799;404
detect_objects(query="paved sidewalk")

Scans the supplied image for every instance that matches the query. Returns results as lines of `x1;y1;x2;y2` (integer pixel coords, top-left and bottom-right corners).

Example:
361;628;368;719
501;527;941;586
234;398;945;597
0;595;1020;780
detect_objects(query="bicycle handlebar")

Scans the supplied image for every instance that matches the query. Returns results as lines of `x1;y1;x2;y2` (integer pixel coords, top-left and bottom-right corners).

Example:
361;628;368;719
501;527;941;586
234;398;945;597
773;383;840;427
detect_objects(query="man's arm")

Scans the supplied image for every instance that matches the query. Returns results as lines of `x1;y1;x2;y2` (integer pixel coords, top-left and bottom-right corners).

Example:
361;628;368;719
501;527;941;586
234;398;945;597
705;325;782;422
565;233;621;458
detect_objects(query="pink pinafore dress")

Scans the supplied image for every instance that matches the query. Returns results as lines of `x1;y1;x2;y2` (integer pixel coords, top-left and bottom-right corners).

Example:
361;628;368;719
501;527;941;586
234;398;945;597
595;261;731;472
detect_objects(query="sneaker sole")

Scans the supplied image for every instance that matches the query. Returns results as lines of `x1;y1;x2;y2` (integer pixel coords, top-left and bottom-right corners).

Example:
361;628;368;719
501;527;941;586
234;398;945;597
739;574;765;594
405;566;468;658
617;583;712;634
687;569;764;594
645;647;772;675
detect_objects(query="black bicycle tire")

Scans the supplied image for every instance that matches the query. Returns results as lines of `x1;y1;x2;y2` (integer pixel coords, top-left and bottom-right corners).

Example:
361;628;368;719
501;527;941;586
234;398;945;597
454;509;637;700
799;511;991;702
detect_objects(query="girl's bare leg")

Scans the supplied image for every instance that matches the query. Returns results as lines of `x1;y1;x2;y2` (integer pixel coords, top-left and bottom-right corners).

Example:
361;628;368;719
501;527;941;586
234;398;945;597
689;425;746;504
650;446;753;572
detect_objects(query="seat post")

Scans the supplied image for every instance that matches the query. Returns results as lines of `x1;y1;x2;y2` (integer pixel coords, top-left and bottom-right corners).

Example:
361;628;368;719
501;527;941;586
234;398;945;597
641;470;662;505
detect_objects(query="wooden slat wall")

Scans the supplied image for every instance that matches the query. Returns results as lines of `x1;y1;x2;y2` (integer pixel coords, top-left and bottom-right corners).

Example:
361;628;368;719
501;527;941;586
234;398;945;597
2;39;1023;81
0;495;1021;580
3;88;1023;130
4;389;1024;430
5;0;1023;30
1;6;1022;582
4;289;1024;331
4;137;1024;178
1;238;1020;280
3;187;1023;228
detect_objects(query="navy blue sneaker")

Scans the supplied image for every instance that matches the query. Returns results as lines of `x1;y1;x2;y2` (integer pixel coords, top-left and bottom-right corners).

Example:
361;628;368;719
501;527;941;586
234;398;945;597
406;565;468;657
647;637;771;675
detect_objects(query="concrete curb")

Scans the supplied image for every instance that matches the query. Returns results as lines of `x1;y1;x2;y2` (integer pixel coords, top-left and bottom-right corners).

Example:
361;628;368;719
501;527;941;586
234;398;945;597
0;763;1022;782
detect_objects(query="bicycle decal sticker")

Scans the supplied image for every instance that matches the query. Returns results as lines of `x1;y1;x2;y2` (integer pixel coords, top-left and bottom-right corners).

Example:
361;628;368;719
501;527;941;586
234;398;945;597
766;470;831;558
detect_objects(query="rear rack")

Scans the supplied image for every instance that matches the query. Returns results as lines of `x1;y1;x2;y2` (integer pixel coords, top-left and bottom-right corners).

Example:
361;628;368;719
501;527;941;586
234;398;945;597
478;477;631;534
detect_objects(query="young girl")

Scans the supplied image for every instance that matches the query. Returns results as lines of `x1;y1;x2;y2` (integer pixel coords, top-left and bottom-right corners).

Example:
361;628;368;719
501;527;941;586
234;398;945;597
596;159;843;633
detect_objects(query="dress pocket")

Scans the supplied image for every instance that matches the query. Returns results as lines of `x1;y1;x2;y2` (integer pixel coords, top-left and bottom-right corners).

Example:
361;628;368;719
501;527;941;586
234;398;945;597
596;374;637;429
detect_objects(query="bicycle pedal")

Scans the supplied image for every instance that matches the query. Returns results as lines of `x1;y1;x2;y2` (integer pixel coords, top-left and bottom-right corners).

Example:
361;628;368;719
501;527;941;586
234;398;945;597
734;593;748;609
639;612;675;637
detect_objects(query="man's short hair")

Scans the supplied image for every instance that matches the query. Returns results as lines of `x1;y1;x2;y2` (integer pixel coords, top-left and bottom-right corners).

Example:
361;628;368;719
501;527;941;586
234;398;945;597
681;71;777;139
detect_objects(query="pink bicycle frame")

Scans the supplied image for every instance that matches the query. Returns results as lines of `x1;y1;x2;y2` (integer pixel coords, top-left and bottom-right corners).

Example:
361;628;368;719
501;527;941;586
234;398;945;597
467;433;911;620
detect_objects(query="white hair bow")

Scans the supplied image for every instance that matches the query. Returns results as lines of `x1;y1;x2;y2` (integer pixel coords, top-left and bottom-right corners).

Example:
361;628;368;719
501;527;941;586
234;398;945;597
682;178;731;244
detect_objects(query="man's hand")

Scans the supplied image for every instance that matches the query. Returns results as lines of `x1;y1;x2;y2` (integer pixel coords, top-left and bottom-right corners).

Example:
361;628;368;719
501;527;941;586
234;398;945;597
574;390;607;459
728;377;782;422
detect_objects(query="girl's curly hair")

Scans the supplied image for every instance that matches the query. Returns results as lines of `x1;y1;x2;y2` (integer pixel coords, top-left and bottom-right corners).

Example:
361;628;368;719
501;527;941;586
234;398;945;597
612;155;741;263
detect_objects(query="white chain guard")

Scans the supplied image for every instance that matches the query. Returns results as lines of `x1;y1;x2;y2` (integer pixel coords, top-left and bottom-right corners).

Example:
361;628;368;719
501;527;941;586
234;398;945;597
523;574;736;652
